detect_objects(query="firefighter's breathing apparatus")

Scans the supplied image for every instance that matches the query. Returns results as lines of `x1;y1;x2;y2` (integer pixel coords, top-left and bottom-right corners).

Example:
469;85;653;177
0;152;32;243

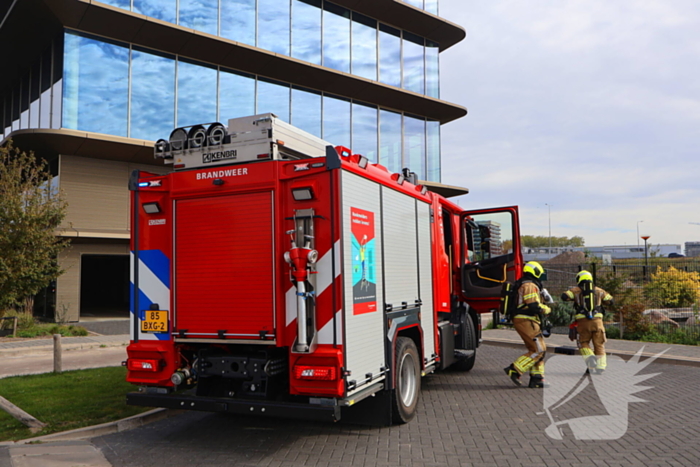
499;282;554;338
540;288;554;338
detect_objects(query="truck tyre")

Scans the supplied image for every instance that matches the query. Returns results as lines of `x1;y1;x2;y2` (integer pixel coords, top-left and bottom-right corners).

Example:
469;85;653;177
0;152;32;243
453;314;477;372
392;337;421;424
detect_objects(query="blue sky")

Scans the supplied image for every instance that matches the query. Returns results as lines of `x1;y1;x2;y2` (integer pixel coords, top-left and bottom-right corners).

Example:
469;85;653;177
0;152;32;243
439;1;700;251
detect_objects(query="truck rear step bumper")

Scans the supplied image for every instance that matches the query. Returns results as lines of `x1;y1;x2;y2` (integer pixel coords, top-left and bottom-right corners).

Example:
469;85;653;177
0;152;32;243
127;392;340;422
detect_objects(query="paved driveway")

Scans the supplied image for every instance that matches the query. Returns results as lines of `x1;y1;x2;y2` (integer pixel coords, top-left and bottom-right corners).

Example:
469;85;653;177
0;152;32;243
90;344;700;467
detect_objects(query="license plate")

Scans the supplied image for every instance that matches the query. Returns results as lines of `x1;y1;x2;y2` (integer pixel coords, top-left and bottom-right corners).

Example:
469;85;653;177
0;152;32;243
141;310;169;333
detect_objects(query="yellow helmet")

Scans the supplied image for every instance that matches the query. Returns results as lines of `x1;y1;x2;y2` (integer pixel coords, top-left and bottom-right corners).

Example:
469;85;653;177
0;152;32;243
523;261;545;279
576;270;593;284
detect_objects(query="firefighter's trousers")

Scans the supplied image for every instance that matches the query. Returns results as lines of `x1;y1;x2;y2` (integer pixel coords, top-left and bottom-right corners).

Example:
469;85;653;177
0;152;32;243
577;317;607;370
512;318;546;376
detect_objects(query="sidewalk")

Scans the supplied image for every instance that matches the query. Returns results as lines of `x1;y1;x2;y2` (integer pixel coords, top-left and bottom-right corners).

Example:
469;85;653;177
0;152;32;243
0;334;130;359
482;328;700;366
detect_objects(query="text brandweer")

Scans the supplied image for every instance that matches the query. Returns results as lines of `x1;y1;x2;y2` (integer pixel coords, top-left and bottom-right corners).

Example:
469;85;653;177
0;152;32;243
196;168;249;180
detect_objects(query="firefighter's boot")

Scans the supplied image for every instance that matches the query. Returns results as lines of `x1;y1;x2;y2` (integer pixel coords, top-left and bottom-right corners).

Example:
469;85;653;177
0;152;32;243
585;355;597;371
504;364;522;387
528;374;548;388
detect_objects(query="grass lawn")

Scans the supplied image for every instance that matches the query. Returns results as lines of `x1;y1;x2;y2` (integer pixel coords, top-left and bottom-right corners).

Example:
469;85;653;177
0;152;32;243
0;366;149;442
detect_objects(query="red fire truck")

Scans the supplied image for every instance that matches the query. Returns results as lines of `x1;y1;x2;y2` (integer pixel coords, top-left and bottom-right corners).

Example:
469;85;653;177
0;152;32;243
125;113;522;425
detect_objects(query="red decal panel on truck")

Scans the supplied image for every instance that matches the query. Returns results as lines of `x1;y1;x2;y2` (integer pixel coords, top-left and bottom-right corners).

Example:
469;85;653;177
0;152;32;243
350;207;377;315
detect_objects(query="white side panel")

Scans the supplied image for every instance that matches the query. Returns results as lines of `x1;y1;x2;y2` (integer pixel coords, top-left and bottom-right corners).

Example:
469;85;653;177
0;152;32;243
341;171;385;393
417;201;436;363
382;188;419;309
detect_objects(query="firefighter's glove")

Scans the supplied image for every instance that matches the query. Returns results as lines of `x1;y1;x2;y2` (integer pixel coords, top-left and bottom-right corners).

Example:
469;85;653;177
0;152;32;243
539;304;551;315
568;322;578;341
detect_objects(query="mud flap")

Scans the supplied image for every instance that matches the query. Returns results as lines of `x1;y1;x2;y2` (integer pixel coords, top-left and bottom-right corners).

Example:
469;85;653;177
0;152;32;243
340;389;393;426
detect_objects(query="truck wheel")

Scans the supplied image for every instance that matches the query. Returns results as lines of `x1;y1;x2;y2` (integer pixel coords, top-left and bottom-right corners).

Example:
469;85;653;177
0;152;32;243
392;337;421;424
453;314;477;372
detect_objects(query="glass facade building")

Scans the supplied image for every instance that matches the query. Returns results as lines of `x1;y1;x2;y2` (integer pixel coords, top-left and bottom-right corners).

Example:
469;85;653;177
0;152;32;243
0;0;464;322
1;0;463;182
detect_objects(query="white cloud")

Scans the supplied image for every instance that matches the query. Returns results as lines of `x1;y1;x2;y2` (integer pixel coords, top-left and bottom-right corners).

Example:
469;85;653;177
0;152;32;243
439;0;700;251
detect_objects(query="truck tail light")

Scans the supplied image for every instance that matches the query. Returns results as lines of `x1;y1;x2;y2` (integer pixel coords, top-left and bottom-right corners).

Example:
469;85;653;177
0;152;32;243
127;359;161;372
293;365;337;381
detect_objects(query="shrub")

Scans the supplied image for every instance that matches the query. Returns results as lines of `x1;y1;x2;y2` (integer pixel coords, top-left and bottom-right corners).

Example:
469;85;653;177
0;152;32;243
643;266;700;308
548;300;574;326
0;310;36;330
605;325;620;339
620;301;655;340
16;323;88;338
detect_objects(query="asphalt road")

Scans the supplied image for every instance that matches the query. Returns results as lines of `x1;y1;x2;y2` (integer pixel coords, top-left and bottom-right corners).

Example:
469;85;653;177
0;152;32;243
87;344;700;467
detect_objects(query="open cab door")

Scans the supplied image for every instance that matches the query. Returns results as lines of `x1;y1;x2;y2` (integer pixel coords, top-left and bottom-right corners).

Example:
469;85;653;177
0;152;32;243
458;206;523;313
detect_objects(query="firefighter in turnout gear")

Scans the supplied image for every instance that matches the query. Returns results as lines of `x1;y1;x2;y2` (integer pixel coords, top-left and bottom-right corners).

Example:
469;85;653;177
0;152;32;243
504;261;551;388
561;270;613;374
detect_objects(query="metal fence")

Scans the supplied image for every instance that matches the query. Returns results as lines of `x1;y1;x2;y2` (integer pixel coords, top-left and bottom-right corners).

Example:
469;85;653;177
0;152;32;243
542;260;700;343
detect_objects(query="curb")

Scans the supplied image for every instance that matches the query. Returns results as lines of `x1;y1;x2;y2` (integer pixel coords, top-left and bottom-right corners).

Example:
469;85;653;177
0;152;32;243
1;408;182;446
483;338;700;367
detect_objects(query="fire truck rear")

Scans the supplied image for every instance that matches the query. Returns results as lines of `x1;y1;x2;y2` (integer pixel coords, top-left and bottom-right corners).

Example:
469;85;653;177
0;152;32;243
125;114;523;424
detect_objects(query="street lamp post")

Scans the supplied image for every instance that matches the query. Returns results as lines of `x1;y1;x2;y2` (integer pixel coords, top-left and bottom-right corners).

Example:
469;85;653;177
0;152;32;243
545;203;552;254
641;235;650;279
637;220;644;258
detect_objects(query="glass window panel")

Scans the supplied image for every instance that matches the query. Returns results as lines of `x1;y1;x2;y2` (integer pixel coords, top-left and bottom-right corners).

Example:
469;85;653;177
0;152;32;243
62;32;128;136
379;24;401;87
426;119;440;182
221;0;256;46
403;32;424;94
179;0;218;35
130;48;176;141
99;0;130;10
20;73;29;129
404;114;425;180
1;93;8;137
177;59;217;127
12;81;19;131
351;12;377;81
40;47;52;129
134;0;176;24
425;0;438;15
291;86;321;138
322;3;350;73
292;0;322;65
257;78;290;122
52;37;64;130
30;60;40;128
404;0;423;9
220;68;256;121
379;109;401;173
258;0;291;56
322;94;350;148
425;40;439;98
351;101;377;162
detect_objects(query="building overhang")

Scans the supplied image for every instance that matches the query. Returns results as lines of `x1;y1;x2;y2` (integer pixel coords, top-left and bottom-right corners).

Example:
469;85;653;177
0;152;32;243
3;128;167;167
4;129;469;197
420;180;469;198
1;0;466;124
329;0;466;51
